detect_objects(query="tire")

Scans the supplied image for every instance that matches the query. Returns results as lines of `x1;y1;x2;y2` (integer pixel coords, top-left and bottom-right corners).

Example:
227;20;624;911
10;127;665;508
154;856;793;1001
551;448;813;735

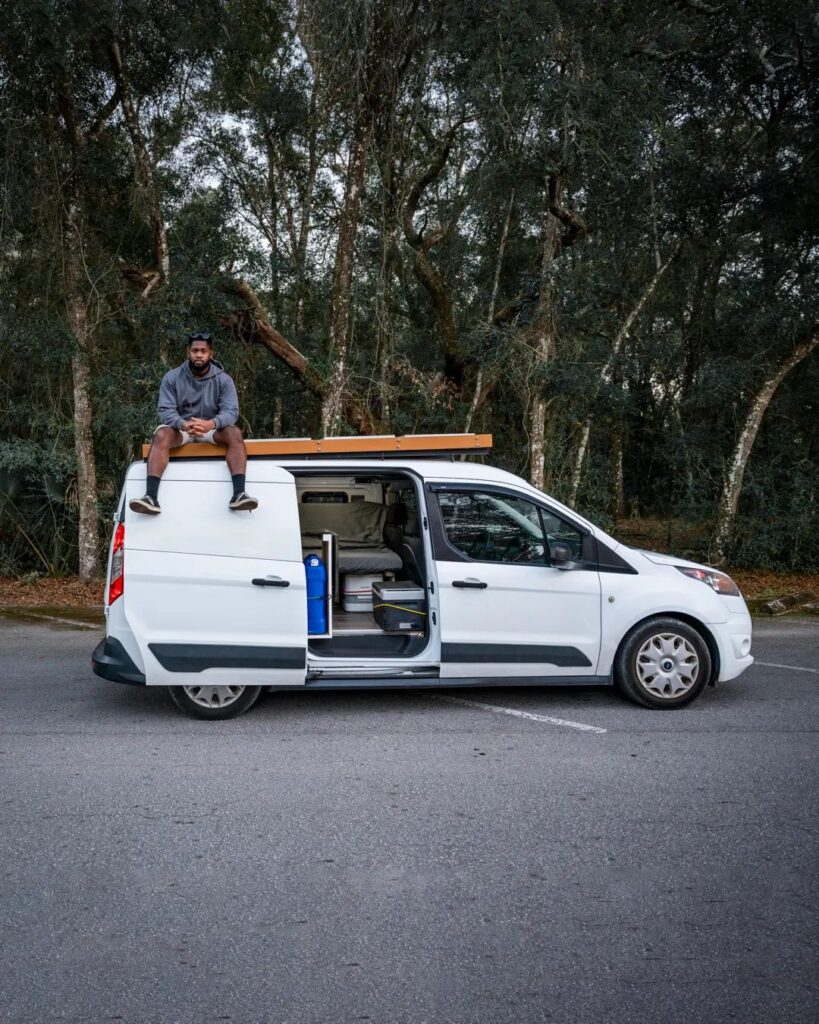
168;684;262;720
614;617;711;709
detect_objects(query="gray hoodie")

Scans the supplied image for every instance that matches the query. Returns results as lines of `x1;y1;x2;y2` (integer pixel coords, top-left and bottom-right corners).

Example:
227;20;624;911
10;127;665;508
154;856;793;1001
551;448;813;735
158;360;239;431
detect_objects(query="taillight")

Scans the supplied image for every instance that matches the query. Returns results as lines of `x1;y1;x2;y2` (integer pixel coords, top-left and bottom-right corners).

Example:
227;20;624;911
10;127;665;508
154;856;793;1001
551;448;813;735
109;522;125;603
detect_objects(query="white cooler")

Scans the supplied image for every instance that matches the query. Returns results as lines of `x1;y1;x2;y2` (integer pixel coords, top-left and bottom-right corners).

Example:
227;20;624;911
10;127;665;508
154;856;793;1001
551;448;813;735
342;573;382;613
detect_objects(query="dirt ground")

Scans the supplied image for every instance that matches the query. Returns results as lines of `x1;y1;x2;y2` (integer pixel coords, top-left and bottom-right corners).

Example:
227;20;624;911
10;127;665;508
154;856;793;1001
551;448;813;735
0;568;815;610
0;577;105;608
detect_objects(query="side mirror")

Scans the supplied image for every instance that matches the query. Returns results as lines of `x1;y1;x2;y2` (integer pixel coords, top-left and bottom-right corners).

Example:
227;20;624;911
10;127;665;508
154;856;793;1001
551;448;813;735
551;542;575;570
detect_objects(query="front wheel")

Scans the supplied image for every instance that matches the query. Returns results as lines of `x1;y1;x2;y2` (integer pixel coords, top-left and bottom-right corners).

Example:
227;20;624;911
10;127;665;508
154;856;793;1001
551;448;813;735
614;617;711;709
168;684;261;720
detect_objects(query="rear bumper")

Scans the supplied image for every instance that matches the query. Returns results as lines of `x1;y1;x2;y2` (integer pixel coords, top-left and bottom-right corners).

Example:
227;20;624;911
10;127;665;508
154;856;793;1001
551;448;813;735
92;637;146;686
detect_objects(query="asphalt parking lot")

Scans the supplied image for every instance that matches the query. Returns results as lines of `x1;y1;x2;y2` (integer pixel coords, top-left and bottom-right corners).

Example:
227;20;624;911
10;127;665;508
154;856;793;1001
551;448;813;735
0;616;817;1024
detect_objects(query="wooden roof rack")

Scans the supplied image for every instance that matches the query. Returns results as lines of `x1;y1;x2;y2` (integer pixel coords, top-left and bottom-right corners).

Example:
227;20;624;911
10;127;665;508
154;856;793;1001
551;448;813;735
142;432;493;460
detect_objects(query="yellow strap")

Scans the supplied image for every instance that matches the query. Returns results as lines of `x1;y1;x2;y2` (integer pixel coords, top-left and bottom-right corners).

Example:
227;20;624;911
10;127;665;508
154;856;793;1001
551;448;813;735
373;602;427;617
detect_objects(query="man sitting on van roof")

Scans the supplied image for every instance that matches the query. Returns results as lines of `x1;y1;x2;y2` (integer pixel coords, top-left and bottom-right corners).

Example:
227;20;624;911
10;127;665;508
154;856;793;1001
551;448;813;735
129;331;259;515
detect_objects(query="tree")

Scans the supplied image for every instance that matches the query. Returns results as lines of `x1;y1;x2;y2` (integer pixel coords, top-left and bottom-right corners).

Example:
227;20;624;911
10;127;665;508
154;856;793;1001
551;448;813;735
1;0;817;577
711;332;818;563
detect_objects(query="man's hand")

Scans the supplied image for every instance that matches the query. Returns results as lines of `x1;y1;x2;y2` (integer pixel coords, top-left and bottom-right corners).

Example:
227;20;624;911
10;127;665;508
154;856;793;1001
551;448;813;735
187;417;216;436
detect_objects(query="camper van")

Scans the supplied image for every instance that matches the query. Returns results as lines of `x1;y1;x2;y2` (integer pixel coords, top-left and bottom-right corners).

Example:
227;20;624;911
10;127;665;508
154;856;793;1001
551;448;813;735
92;434;753;719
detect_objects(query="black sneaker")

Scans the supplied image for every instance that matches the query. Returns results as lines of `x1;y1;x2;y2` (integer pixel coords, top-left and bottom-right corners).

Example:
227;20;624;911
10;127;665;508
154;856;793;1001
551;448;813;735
129;495;161;515
229;491;259;511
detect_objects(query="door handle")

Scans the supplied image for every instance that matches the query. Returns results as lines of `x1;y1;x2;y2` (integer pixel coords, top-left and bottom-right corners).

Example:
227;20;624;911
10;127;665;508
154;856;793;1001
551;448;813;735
452;579;488;589
252;577;290;588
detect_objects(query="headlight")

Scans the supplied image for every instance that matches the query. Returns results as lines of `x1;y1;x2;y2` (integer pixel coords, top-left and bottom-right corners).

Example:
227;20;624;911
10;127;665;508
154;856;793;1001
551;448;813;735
675;566;740;596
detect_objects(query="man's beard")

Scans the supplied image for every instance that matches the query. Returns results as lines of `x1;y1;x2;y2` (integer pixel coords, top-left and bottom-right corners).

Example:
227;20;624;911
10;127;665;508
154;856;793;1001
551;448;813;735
189;357;209;375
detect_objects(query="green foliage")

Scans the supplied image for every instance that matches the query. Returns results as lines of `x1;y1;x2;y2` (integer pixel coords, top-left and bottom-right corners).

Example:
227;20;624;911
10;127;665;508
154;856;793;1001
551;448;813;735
730;464;819;571
0;0;816;574
0;441;78;575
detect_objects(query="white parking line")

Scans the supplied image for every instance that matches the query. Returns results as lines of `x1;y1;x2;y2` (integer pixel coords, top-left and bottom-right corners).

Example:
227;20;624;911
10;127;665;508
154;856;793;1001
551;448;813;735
755;660;819;675
430;695;607;734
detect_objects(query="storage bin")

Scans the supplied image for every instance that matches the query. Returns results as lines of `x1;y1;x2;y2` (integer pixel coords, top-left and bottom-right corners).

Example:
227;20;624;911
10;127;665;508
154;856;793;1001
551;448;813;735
372;581;426;632
342;573;382;613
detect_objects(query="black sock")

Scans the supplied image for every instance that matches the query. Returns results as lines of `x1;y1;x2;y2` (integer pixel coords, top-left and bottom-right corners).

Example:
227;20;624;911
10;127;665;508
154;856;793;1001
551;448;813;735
231;474;246;496
146;475;160;500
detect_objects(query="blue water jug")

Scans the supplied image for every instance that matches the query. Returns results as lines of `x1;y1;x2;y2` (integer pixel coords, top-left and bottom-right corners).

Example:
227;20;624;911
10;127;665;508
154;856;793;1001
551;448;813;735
304;554;327;635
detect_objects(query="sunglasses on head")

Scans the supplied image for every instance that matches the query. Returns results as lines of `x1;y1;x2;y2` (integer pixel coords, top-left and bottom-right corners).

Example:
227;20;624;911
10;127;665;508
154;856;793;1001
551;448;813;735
188;331;212;343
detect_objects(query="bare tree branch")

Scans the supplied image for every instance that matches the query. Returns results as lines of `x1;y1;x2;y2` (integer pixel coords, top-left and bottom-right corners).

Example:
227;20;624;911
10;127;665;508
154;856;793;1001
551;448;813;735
220;279;384;435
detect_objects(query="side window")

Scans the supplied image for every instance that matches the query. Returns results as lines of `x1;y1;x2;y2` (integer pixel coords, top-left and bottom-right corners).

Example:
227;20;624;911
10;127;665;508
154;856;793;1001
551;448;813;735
541;509;584;561
436;490;547;564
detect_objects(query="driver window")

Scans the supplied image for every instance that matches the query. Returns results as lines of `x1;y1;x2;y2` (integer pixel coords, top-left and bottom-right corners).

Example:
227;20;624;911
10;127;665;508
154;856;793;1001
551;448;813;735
437;490;547;565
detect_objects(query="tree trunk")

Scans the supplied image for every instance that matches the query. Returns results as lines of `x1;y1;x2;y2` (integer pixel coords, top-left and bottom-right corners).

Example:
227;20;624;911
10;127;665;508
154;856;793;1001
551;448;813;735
609;357;626;518
374;223;396;429
64;194;100;579
402;125;463;386
465;190;515;433
322;113;372;434
611;420;625;519
294;67;320;334
71;344;99;578
412;244;461;383
109;40;170;288
527;188;561;491
464;369;483;436
711;331;818;563
529;392;550;492
265;135;280;308
567;240;682;504
56;80;110;579
526;162;589;491
568;420;591;506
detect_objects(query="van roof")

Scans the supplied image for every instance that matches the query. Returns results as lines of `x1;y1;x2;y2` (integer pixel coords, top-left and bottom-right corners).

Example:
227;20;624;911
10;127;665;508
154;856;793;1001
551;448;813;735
124;456;595;531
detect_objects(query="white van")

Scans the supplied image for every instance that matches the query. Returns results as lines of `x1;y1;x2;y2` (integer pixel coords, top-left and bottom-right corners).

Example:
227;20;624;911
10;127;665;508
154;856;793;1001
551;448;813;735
92;435;753;719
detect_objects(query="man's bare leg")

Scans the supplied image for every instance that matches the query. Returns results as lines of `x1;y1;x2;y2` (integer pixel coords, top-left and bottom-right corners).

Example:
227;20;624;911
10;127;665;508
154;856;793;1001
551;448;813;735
213;425;246;476
130;427;182;514
215;426;258;510
147;426;184;478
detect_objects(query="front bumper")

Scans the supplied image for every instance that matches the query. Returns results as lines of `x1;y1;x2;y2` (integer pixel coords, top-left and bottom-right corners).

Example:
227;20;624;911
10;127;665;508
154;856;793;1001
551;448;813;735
710;612;754;682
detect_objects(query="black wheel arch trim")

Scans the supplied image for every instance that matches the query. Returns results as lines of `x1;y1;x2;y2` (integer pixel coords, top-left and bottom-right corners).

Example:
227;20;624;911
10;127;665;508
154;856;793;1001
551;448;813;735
617;613;720;686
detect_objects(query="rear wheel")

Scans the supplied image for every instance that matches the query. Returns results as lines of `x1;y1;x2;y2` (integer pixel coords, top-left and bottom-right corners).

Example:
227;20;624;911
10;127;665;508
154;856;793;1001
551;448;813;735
168;684;261;720
615;617;711;709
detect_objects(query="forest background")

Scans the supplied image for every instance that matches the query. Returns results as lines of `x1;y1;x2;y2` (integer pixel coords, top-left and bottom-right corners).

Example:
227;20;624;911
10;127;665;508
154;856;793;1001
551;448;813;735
0;0;817;582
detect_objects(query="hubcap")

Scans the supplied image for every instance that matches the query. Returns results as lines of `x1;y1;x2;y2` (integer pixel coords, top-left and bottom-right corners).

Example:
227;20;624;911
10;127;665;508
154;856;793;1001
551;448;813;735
635;633;700;699
182;684;246;710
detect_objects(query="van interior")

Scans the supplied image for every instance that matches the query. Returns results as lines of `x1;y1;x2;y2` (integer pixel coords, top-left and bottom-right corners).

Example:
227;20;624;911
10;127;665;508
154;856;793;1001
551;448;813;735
293;471;429;659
